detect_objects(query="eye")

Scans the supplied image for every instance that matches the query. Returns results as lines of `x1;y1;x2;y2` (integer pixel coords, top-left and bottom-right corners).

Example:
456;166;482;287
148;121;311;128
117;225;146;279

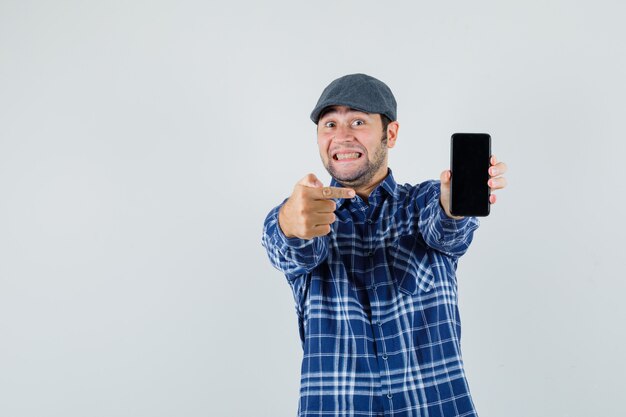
324;121;336;128
352;119;365;127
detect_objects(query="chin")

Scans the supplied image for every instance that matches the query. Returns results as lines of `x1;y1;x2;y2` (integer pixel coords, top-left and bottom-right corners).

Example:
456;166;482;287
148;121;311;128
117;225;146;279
331;168;370;185
331;168;362;182
330;159;364;172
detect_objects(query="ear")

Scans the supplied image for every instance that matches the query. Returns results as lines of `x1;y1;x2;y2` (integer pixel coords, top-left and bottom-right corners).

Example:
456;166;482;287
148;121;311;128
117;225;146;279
386;121;399;149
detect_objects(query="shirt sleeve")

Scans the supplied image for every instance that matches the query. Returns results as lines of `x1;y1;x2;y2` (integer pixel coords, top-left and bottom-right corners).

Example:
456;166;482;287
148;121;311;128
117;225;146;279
261;201;330;280
415;180;480;258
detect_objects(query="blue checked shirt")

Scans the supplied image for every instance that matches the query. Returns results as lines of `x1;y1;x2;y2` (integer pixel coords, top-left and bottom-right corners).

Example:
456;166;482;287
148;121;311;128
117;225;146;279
261;170;481;417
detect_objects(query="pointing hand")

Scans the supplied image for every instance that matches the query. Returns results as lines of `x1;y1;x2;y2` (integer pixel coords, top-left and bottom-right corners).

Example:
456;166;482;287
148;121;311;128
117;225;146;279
278;174;355;240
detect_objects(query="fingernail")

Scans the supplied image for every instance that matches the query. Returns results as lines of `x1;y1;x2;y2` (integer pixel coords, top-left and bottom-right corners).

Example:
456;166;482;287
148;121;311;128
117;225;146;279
348;190;355;197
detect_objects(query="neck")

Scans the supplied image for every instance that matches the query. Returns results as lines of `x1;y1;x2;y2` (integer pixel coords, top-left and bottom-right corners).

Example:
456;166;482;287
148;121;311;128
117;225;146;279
351;167;389;200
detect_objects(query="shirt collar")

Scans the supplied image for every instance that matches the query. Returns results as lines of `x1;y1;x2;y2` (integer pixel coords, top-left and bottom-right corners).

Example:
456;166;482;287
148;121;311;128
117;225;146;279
330;168;398;207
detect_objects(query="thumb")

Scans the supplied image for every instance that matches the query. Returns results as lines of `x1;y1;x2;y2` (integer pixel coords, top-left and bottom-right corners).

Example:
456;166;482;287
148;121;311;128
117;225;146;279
440;170;451;187
298;173;324;188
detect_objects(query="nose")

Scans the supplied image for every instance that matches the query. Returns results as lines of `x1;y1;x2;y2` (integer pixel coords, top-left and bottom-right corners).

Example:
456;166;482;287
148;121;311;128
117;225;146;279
334;123;355;142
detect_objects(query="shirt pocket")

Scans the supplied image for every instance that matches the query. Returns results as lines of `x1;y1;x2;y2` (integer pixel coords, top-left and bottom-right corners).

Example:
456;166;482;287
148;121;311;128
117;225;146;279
389;234;435;295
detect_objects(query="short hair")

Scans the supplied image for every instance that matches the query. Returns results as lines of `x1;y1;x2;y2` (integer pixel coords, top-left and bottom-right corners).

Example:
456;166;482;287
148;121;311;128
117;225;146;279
380;114;391;133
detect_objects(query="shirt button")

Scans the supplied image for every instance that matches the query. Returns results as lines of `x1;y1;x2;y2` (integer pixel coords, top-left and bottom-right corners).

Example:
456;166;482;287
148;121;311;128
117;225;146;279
366;219;373;225
382;354;388;360
367;251;374;257
377;321;382;327
387;393;393;399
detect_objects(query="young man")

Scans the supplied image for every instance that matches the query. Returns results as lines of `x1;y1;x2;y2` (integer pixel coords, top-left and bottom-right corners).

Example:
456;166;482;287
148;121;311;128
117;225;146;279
261;73;508;417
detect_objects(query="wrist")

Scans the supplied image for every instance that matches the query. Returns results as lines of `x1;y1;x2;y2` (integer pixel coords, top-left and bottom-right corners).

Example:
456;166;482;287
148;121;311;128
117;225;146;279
439;200;464;220
278;204;296;238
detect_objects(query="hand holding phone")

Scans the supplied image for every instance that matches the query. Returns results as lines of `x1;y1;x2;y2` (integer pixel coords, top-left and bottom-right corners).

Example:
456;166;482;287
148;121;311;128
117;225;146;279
450;133;492;217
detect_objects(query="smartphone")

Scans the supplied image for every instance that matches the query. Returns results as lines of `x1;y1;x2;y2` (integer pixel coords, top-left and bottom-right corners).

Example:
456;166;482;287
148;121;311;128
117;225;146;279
450;133;491;217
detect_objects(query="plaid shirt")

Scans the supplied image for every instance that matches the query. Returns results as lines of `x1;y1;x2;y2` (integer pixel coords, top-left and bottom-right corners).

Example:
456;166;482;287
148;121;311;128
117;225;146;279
262;170;481;417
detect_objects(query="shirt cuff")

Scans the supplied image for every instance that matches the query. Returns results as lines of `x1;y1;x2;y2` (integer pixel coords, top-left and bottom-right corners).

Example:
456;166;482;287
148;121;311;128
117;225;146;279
437;201;472;232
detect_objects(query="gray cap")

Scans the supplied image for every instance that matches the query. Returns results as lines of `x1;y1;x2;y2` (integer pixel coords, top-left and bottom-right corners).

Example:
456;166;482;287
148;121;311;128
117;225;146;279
310;73;397;124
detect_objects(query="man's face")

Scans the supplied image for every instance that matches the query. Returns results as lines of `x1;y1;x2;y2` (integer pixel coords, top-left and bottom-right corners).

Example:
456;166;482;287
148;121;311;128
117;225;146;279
317;106;395;189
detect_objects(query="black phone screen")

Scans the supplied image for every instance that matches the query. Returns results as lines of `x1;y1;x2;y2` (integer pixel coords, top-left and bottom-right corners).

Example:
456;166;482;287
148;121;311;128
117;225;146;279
450;133;491;217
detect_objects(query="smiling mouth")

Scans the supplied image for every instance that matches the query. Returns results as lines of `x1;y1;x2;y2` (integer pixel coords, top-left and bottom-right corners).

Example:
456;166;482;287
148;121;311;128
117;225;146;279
333;152;362;161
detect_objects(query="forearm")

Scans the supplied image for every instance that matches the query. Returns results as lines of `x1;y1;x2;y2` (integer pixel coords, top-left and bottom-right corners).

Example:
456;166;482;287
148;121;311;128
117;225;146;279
417;181;480;257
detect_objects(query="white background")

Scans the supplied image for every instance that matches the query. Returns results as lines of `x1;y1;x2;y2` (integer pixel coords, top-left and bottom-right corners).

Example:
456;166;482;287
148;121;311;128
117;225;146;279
1;1;624;416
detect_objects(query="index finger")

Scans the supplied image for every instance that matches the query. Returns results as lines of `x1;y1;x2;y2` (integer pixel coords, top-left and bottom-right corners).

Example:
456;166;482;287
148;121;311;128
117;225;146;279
312;186;355;200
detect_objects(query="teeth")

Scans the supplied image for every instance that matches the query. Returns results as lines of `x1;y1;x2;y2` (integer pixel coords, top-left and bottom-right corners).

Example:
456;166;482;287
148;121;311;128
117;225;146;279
336;152;361;160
